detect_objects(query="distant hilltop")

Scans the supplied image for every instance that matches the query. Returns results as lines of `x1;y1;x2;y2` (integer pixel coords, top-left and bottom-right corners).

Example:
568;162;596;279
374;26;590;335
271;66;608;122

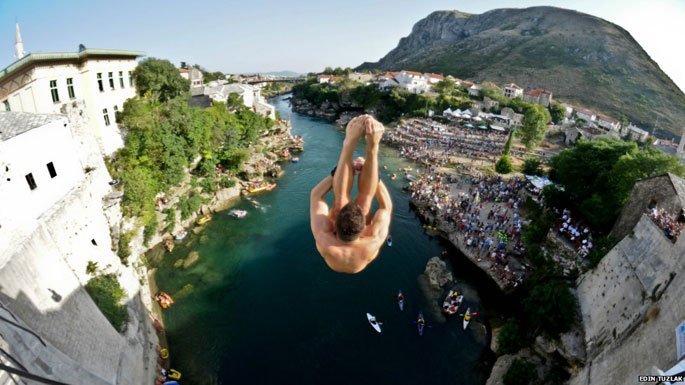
244;70;302;78
358;6;685;137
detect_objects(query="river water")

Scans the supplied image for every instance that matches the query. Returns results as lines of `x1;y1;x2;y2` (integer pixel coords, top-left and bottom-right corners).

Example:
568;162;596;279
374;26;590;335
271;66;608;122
153;95;493;385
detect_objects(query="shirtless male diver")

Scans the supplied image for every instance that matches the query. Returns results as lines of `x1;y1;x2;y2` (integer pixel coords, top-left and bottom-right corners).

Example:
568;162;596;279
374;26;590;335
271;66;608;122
309;115;393;273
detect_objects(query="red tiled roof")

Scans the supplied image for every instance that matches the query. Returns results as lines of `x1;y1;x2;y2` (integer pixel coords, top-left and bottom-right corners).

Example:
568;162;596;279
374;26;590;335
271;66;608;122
504;83;522;89
178;68;190;73
317;74;334;79
401;70;423;77
596;113;619;123
424;73;444;79
525;89;552;96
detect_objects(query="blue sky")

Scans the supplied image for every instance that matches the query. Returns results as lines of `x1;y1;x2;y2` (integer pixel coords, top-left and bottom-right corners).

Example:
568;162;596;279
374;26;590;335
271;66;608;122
1;0;683;91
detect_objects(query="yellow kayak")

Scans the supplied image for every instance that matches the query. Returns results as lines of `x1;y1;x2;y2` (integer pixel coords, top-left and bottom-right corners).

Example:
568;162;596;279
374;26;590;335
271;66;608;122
197;214;212;225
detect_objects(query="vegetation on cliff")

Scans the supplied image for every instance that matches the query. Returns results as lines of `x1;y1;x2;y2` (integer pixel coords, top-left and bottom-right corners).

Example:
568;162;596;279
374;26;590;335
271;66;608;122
357;6;685;136
110;58;274;234
85;273;128;332
547;138;685;232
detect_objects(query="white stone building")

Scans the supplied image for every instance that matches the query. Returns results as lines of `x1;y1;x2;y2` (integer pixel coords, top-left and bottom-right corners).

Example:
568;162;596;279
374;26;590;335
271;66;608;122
623;124;649;142
0;42;144;155
0;112;83;233
503;83;523;99
390;70;431;94
522;89;553;107
202;81;276;119
575;107;596;123
468;84;482;97
596;113;622;132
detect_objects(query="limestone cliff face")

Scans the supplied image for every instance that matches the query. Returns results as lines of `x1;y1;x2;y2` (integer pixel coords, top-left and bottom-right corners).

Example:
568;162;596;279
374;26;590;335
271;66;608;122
358;6;685;136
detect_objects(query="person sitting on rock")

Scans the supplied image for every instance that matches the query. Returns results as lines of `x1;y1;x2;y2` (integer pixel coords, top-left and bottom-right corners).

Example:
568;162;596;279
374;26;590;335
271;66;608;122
309;115;393;273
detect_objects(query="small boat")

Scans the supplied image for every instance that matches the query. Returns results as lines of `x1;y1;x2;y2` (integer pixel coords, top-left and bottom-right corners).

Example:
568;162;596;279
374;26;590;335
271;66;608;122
383;165;388;170
174;230;188;241
417;312;426;336
166;369;182;381
397;291;405;311
442;290;463;315
247;182;277;194
405;174;417;182
386;235;393;247
291;157;300;163
402;166;413;172
367;313;382;333
197;214;212;225
229;209;247;218
390;173;397;180
463;308;476;330
155;291;174;309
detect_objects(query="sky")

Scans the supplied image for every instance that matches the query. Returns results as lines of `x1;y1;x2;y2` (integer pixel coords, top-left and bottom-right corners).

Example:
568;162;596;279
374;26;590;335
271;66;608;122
1;0;683;92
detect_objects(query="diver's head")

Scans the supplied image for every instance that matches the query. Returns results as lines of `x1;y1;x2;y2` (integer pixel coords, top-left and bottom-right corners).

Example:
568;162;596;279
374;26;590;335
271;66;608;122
335;202;365;242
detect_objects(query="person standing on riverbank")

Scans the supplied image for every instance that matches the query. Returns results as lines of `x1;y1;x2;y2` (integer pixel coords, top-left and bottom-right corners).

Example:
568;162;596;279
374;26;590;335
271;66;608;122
310;115;393;273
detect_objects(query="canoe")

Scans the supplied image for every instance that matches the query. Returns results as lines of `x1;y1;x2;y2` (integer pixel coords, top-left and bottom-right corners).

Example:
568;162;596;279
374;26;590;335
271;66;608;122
463;308;472;330
417;313;426;336
442;290;464;315
248;182;277;194
197;214;212;225
397;291;405;311
367;313;382;333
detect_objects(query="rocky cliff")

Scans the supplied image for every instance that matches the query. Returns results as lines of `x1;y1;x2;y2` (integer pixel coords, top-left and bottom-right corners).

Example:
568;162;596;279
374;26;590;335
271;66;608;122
358;6;685;137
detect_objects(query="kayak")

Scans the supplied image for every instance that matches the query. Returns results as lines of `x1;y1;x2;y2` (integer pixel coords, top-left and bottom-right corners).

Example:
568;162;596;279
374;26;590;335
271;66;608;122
367;313;382;333
397;291;405;311
442;290;464;315
386;235;393;247
463;308;472;330
417;312;426;336
197;214;212;225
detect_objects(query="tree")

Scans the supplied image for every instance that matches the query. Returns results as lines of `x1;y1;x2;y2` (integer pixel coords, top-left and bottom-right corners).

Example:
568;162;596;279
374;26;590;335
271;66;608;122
503;359;538;385
133;58;190;102
549;138;685;231
498;319;527;355
518;104;551;151
434;79;457;96
523;281;577;337
496;155;513;174
522;156;543;175
549;102;566;125
85;274;128;331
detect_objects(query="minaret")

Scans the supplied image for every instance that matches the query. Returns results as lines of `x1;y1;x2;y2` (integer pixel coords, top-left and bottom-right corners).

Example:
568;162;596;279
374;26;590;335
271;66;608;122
677;130;685;158
14;22;25;60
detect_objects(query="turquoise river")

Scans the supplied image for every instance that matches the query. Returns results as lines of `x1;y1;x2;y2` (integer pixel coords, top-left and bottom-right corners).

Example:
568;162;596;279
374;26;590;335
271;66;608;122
152;95;499;384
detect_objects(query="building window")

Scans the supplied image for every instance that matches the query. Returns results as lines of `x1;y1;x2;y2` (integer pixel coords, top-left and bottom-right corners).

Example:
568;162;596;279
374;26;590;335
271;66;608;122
50;80;59;103
119;71;124;88
97;73;104;92
46;162;57;178
108;72;115;90
2;100;9;111
128;71;133;87
25;173;37;190
103;108;110;126
67;78;75;99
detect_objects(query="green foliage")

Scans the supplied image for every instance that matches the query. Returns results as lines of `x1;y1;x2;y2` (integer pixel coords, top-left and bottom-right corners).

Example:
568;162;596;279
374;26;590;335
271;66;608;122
117;230;133;266
86;261;99;276
200;177;216;193
523;281;577;337
587;236;618;268
178;193;204;220
503;131;514;155
143;215;158;246
496;155;513;174
219;176;237;188
549;138;685;232
85;274;128;332
481;85;506;104
518;104;551;151
549;102;566;124
133;58;190;102
522;156;543;175
498;319;527;355
503;359;538;385
219;147;249;172
164;208;177;233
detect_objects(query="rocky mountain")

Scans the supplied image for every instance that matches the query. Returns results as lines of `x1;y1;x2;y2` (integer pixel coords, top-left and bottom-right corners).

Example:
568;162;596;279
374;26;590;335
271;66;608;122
358;6;685;137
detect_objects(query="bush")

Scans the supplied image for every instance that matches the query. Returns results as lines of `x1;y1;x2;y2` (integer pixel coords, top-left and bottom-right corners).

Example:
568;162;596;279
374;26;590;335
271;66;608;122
86;261;99;275
587;236;618;268
523;281;577;337
85;274;128;332
200;177;216;193
496;155;513;174
503;359;538;385
522;156;543;176
117;229;133;266
178;193;205;220
219;176;237;188
498;319;527;355
164;208;177;232
143;215;158;246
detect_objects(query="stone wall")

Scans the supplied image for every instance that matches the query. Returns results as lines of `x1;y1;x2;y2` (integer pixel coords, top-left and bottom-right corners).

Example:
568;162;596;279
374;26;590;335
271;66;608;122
570;216;684;385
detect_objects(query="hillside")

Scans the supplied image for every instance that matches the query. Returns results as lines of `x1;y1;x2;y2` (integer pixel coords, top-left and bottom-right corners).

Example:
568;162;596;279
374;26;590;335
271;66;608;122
358;6;685;137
